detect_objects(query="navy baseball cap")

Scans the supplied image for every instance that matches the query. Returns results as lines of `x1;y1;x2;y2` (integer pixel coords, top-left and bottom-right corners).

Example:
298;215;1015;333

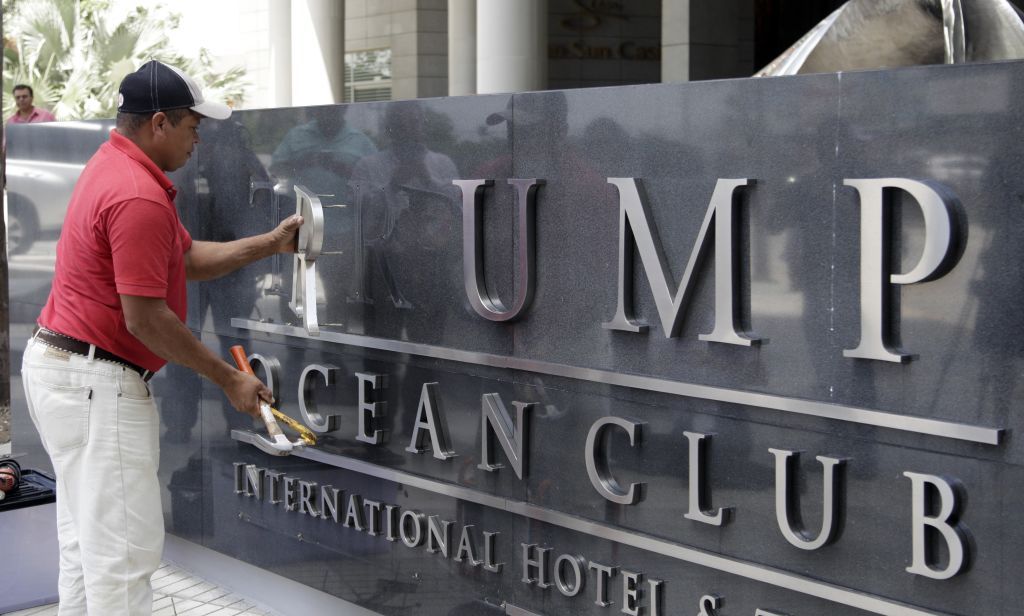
117;60;231;120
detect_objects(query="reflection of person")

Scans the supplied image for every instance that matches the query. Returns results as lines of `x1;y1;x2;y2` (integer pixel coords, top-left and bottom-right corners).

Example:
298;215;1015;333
270;105;376;204
479;94;607;352
973;139;1022;423
271;106;377;329
348;102;461;434
7;84;56;124
350;102;460;332
352;102;458;194
157;118;276;443
20;60;301;615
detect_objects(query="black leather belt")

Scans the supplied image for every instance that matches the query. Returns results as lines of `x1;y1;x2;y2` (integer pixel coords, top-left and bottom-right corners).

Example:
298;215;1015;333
33;326;154;382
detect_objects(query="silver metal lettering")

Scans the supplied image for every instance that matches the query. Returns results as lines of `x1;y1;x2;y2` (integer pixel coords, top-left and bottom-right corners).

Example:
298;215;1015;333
244;465;264;499
427;516;453;557
230;430;943;615
603;177;759;345
267;471;285;504
343;493;365;531
355;372;387;445
483;531;503;573
586;417;645;505
770;449;844;550
904;471;968;579
698;594;722;616
233;319;1004;445
684;432;731;526
298;364;341;433
478;393;533;479
405;383;456;460
554;554;586;597
648;579;663;616
320;486;341;522
400;510;425;547
621;570;643;616
289;184;328;336
247;354;282;405
843;179;961;362
521;544;553;588
456;178;541;322
283;476;298;511
363;499;383;535
588;561;618;607
297;480;319;517
454;525;481;565
384;504;400;542
233;462;246;494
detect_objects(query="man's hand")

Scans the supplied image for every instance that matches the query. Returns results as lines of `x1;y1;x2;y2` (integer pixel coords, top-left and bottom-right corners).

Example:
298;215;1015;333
271;214;304;254
121;294;275;417
223;370;274;419
185;214;305;281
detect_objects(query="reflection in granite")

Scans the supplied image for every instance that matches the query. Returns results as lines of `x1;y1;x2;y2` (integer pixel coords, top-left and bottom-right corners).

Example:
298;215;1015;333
5;62;1024;615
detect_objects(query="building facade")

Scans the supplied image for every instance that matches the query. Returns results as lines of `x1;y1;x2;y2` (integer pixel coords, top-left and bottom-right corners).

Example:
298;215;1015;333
231;0;861;108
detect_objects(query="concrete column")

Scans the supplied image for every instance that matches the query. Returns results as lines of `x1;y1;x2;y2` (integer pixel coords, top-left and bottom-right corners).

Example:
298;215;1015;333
664;1;751;82
662;0;690;82
448;0;477;95
476;0;547;94
269;0;292;107
291;0;345;105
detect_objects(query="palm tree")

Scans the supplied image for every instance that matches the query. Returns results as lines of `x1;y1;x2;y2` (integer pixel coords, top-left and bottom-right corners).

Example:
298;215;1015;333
2;0;247;120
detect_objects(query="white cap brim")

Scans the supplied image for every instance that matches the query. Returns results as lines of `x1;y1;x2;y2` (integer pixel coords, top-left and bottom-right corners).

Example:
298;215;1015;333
163;63;232;120
191;99;232;120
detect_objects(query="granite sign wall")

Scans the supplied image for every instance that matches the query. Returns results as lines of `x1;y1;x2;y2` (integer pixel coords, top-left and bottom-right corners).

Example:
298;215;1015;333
6;61;1024;615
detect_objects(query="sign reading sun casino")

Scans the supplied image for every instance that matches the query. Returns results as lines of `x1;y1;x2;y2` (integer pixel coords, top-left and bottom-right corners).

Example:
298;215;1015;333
230;170;1002;616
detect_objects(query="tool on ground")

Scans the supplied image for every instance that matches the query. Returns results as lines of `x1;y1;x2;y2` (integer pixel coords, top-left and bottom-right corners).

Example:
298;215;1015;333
229;345;317;454
0;459;22;502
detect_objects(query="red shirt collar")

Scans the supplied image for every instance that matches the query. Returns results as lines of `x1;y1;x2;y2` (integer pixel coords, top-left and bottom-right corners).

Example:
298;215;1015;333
107;129;178;200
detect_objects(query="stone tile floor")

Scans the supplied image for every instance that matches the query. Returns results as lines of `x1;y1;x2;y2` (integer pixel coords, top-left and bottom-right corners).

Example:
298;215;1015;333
2;562;280;616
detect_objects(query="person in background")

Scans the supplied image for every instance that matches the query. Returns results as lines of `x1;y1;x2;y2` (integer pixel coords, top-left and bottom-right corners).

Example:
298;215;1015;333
7;84;56;124
20;60;301;615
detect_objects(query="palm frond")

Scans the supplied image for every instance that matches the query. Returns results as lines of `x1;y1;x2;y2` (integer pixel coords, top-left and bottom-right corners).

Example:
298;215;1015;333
3;0;248;120
97;21;142;68
16;0;74;73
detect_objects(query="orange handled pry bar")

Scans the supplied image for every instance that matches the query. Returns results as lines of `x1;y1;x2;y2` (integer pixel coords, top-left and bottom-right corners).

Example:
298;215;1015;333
230;345;317;452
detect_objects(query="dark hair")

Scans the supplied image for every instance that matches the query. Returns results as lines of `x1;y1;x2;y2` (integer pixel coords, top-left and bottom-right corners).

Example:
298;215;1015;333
116;108;195;134
12;84;33;97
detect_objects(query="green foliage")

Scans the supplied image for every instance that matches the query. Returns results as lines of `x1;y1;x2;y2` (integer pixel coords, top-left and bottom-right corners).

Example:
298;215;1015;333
2;0;247;120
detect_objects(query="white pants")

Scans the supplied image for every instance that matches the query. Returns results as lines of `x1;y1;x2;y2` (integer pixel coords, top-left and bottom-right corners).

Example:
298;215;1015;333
22;337;164;616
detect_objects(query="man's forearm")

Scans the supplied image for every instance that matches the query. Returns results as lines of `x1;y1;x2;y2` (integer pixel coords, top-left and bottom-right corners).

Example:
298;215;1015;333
186;235;278;281
121;294;271;417
129;301;237;388
185;214;301;281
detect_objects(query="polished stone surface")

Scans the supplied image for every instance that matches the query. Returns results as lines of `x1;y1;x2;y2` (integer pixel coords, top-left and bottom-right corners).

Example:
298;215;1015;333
7;61;1024;615
6;561;280;616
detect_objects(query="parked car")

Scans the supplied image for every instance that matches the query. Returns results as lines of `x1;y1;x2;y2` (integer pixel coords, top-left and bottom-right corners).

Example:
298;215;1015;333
5;120;113;254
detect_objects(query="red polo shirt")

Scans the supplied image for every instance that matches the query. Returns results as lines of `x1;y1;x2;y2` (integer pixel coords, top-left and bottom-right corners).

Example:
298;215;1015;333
38;130;192;373
7;107;56;124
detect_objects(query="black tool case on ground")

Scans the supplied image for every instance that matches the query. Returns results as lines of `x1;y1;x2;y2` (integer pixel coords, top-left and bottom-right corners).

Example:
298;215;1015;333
0;466;56;512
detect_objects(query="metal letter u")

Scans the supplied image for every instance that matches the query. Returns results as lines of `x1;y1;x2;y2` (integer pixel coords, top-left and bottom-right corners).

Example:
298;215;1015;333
455;178;542;322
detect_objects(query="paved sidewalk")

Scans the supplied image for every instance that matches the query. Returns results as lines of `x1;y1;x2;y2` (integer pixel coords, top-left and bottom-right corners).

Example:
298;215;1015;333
2;562;279;616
